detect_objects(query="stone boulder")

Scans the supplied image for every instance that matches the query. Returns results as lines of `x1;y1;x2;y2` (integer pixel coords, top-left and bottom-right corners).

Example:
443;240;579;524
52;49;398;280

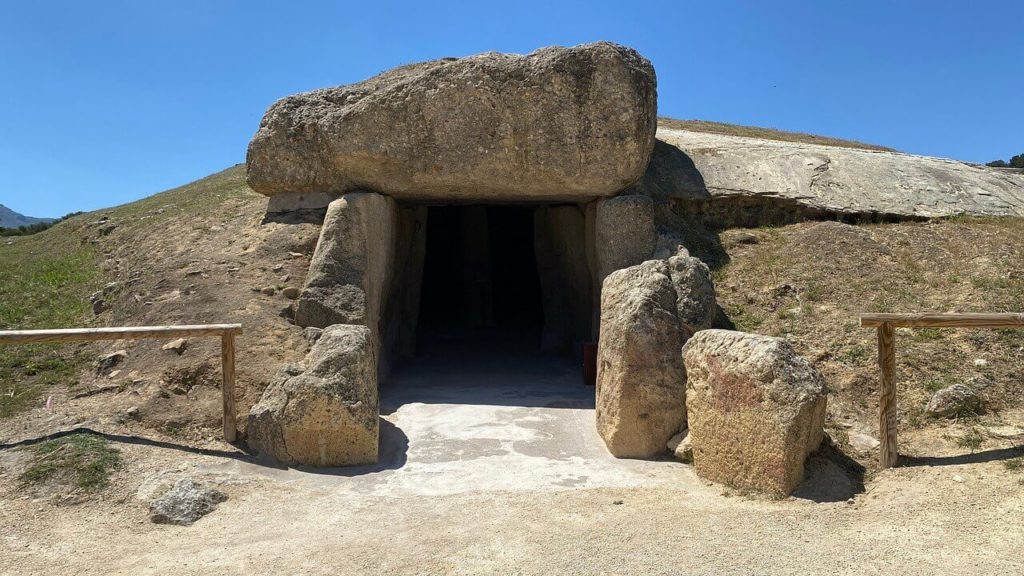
148;478;228;526
295;192;396;335
667;255;717;334
654;127;1024;223
247;42;657;204
596;260;686;457
248;325;379;467
926;383;984;418
683;330;826;497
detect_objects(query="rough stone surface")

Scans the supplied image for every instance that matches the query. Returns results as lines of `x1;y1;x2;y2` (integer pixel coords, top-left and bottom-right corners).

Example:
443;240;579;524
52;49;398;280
667;430;693;463
295;192;396;337
247;42;657;203
97;350;127;373
667;255;717;334
683;330;827;497
848;432;881;453
148;478;228;526
653;127;1024;221
161;338;188;355
593;195;657;283
596;260;685;458
926;383;984;418
248;325;379;467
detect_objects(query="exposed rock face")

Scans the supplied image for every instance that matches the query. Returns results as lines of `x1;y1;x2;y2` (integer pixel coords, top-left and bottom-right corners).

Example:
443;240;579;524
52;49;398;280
295;192;396;336
683;330;826;496
247;42;657;203
650;127;1024;222
596;260;686;457
592;195;657;283
248;325;379;467
926;383;984;418
149;478;228;526
667;255;717;334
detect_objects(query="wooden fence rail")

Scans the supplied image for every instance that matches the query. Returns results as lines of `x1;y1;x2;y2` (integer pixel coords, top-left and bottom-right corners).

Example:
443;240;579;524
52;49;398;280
860;313;1024;468
0;324;243;442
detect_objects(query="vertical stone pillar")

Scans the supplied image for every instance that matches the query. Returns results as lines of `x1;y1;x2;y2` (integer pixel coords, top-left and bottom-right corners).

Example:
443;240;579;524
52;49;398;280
586;194;657;338
295;191;397;344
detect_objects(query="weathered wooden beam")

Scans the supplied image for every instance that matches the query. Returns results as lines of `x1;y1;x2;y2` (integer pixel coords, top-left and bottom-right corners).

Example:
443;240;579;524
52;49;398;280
877;322;898;469
0;324;243;344
861;313;1024;328
221;333;237;443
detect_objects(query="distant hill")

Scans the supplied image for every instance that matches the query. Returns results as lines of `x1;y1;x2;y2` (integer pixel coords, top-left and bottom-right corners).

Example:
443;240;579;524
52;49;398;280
0;204;54;229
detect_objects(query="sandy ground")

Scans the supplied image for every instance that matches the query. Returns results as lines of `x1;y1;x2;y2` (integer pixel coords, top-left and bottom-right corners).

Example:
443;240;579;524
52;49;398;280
2;351;1023;575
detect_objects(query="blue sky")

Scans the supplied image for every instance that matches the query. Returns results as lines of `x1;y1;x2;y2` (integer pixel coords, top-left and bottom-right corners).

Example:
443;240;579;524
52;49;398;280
1;0;1021;217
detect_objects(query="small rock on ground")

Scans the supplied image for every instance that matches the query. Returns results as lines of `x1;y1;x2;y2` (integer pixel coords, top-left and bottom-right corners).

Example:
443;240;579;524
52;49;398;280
149;478;228;526
848;432;880;453
667;430;693;463
161;338;188;355
927;384;984;418
97;350;127;373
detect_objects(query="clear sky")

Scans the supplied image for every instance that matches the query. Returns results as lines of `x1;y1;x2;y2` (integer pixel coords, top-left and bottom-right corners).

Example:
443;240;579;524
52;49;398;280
1;0;1021;217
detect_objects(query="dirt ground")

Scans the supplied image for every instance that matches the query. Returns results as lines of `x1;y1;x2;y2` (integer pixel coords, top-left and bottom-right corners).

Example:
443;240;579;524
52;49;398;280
2;436;1022;575
3;348;1023;575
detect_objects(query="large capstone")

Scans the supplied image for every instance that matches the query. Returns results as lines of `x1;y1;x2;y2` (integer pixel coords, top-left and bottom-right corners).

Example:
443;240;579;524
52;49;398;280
248;325;379;467
247;42;657;204
683;330;827;497
596;260;687;458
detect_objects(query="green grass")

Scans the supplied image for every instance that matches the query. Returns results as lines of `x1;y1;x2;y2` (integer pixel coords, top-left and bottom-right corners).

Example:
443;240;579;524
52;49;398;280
0;165;254;418
19;434;122;490
658;118;897;153
0;233;100;416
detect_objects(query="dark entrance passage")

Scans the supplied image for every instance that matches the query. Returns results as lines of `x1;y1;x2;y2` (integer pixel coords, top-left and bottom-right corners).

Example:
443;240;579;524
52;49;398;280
417;205;545;354
381;202;595;411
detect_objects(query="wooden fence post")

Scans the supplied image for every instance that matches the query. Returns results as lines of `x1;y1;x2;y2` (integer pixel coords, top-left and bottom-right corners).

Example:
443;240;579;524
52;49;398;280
877;322;898;468
221;333;237;443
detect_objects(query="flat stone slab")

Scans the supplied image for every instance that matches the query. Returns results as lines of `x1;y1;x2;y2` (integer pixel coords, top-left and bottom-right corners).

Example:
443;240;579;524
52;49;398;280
654;127;1024;219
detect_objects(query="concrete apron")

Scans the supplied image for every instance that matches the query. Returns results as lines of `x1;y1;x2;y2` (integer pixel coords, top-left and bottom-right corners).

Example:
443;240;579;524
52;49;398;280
210;351;686;496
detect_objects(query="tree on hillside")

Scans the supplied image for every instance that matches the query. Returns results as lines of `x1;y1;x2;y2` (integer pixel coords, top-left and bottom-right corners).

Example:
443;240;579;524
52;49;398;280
987;153;1024;168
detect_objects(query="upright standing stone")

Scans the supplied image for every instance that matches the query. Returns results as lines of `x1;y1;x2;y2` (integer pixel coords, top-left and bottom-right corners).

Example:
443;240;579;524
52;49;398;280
596;260;686;457
295;192;397;338
683;330;827;497
587;194;657;337
248;325;379;467
594;195;657;283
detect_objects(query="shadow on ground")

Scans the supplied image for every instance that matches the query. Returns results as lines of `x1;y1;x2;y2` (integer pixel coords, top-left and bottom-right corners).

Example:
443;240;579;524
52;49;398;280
792;442;867;503
899;445;1024;468
0;427;251;461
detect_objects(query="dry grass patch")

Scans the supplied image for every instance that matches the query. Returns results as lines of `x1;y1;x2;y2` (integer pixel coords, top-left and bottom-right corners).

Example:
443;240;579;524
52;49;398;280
713;218;1024;445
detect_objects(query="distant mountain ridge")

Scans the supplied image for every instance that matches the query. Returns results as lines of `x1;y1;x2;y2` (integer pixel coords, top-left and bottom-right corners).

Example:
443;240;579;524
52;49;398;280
0;204;54;228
